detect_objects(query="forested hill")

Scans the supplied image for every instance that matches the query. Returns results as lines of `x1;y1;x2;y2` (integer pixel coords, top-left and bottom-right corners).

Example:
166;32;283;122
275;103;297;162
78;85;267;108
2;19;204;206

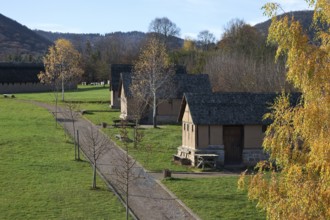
254;10;315;39
34;30;103;51
0;13;51;61
34;30;183;52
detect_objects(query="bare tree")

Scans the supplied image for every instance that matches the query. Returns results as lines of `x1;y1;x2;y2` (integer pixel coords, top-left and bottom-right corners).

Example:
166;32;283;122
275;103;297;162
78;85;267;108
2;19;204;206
197;30;216;50
148;17;180;44
82;126;110;189
204;50;292;92
112;124;146;220
132;37;175;128
65;101;81;160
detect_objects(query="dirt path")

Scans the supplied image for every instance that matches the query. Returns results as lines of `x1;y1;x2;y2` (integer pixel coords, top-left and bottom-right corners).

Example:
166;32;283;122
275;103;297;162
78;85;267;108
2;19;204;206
32;101;200;220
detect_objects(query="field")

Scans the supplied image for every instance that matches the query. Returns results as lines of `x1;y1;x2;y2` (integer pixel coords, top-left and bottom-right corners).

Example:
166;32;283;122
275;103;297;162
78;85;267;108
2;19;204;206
3;85;265;219
163;177;265;219
17;85;189;172
0;98;126;219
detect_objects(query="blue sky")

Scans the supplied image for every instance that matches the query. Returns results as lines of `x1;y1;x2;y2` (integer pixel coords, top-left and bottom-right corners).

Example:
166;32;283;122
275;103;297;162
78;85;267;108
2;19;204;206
2;0;311;40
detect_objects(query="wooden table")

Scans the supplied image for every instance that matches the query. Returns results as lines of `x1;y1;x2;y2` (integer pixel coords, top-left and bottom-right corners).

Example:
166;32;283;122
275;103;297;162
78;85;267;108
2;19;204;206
195;154;218;169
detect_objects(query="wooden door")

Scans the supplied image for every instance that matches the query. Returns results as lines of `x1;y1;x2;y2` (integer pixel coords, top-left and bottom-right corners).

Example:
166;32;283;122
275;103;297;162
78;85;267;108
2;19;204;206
223;126;243;165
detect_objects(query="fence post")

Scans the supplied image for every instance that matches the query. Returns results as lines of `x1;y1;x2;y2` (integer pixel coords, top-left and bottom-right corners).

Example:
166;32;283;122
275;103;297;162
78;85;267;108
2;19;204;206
77;130;80;160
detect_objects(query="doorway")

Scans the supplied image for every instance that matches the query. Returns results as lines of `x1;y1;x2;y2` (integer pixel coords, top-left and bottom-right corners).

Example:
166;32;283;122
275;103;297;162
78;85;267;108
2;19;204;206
223;126;244;164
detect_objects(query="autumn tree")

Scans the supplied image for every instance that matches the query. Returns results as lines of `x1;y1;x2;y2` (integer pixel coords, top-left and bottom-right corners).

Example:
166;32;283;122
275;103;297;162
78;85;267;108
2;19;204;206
39;39;83;102
218;19;264;56
204;50;290;92
132;37;175;128
204;18;291;92
239;1;330;219
182;37;196;51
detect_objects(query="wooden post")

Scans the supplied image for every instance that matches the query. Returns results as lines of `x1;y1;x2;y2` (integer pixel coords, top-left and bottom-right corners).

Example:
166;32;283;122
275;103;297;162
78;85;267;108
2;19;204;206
163;169;171;178
77;130;80;160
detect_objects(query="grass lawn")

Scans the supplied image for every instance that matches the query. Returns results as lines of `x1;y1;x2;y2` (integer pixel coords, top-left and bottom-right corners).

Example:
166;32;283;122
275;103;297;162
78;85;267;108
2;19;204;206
163;177;265;220
0;98;126;219
10;85;264;219
17;85;110;103
17;85;189;172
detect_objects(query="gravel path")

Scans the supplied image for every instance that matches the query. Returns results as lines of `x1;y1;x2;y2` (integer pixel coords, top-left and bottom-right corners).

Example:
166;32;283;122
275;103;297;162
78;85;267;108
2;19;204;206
32;101;199;220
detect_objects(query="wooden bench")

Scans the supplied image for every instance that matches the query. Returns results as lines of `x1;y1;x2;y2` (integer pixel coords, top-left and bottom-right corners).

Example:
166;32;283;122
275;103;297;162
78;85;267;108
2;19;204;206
195;154;218;169
112;119;135;128
3;94;15;98
173;154;191;165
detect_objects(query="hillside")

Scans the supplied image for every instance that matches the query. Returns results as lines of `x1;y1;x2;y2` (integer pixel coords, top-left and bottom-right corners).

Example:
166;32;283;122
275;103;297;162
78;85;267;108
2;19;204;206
35;30;183;52
35;30;103;51
0;13;51;61
254;10;315;40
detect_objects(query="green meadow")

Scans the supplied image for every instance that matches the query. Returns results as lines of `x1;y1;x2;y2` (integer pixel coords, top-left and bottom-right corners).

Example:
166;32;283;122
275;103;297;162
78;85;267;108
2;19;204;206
0;98;126;219
2;85;265;219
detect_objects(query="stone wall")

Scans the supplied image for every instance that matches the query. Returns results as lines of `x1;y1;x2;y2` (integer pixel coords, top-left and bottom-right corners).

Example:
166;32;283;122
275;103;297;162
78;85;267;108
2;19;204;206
242;149;268;166
0;82;52;93
0;82;77;94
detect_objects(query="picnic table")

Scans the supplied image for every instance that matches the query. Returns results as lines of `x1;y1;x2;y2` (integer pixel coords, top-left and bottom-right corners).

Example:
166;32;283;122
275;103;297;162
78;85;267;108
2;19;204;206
112;119;135;127
195;154;218;169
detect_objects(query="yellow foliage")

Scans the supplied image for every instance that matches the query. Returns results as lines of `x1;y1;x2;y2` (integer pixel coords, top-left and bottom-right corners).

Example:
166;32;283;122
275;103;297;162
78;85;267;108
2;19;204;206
38;39;83;101
239;1;330;219
182;37;196;51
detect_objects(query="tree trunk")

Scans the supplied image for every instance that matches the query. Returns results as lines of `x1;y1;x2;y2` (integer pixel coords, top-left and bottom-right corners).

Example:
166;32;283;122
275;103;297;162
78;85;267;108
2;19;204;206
61;77;65;102
55;95;58;128
153;93;157;128
77;130;80;160
73;121;77;160
92;162;97;189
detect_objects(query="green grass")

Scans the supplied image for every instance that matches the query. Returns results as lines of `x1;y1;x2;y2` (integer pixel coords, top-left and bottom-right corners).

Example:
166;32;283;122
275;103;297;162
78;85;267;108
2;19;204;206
163;177;265;220
8;85;264;219
17;85;110;103
0;98;126;219
100;124;187;172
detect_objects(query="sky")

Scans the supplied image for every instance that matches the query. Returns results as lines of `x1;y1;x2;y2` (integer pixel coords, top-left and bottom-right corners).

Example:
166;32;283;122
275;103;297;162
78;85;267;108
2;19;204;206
2;0;312;40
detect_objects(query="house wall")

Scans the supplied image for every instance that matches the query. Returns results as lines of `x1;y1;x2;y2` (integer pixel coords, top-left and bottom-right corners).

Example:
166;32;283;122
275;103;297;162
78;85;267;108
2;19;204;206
197;125;209;148
157;99;181;123
210;125;223;145
111;90;120;109
182;105;196;148
242;125;268;166
244;125;264;148
119;90;128;119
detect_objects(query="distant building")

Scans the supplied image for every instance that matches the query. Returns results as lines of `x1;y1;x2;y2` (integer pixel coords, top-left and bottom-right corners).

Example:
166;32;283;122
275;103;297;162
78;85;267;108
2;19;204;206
119;72;212;124
176;92;300;167
0;62;51;93
0;62;77;94
109;64;133;108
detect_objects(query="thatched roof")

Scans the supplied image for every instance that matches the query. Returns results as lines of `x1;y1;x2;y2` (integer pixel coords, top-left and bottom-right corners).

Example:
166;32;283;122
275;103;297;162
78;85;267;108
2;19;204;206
109;64;133;91
178;93;301;125
110;64;187;92
118;72;132;97
118;72;212;99
0;62;44;83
